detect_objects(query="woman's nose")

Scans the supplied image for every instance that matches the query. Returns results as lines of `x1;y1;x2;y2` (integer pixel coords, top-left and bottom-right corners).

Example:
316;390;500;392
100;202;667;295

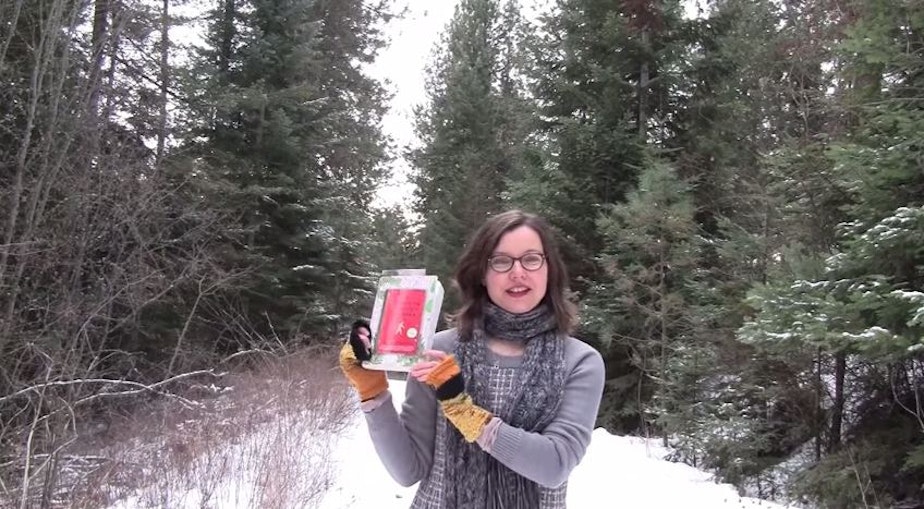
508;261;528;278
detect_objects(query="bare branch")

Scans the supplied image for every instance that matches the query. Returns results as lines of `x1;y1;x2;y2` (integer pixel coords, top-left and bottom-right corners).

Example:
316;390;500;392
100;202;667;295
221;349;277;364
0;370;225;406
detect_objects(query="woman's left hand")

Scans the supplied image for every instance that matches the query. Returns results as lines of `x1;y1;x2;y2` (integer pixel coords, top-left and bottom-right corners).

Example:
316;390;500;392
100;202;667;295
414;351;493;443
409;350;449;382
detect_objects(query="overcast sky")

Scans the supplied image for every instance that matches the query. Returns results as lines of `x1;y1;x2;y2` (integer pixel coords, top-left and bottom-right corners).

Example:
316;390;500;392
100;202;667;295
366;0;554;210
366;0;461;209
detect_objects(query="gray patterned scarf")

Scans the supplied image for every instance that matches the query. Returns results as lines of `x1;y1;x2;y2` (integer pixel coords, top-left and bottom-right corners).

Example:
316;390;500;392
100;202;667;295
442;301;566;508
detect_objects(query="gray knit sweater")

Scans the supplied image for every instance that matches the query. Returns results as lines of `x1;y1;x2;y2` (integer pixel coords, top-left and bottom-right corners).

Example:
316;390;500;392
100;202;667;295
363;329;606;508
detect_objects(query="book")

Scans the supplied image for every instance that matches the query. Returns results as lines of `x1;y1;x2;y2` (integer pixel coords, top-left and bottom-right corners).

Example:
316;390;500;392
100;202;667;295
362;270;444;372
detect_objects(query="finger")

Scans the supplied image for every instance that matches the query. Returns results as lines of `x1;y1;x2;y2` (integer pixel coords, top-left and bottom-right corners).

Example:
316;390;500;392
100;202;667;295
422;350;448;361
411;366;438;382
409;362;437;380
409;361;435;376
411;358;437;369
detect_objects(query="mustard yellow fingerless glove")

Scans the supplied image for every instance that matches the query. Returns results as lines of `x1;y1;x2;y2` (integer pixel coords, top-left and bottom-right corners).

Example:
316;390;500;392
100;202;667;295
423;355;492;442
339;342;388;402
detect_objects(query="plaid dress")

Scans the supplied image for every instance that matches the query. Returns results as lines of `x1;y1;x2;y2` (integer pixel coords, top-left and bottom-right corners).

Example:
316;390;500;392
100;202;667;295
409;361;568;509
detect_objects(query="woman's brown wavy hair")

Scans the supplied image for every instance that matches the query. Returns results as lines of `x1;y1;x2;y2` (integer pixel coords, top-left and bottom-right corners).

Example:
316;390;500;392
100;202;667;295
448;209;578;340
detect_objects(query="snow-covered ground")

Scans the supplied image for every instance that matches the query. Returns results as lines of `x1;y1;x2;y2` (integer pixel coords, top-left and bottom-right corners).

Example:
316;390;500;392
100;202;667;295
104;376;797;508
318;379;795;509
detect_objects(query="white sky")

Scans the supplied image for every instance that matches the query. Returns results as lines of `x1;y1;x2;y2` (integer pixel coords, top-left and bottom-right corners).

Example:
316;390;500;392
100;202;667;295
366;0;462;210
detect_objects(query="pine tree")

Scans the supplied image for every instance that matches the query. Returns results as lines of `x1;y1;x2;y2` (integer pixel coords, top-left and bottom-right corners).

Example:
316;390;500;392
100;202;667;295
585;158;700;433
183;0;389;344
301;0;391;338
731;1;924;503
510;0;686;286
412;0;528;294
368;205;421;272
655;0;854;491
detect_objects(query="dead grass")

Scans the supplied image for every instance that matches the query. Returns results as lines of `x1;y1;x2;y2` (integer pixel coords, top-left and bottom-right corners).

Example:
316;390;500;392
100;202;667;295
56;346;356;509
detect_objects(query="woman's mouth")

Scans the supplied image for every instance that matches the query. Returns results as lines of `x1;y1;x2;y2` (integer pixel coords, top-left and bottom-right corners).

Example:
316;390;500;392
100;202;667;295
506;286;530;297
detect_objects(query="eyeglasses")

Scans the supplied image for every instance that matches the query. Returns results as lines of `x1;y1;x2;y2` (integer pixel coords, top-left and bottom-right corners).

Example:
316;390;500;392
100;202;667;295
487;253;546;273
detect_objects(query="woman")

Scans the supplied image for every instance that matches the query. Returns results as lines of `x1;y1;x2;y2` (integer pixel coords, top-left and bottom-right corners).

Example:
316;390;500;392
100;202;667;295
339;209;605;508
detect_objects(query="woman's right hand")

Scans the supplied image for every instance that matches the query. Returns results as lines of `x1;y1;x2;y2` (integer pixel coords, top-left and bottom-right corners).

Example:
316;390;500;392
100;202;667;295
409;350;449;383
340;320;387;402
348;319;373;361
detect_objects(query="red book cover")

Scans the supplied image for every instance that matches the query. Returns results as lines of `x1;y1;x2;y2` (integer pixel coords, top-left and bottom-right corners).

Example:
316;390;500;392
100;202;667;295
375;289;426;354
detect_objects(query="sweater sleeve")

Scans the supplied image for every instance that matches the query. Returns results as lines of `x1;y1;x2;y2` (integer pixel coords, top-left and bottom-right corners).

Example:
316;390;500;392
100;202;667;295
486;341;605;488
363;376;438;487
362;329;458;487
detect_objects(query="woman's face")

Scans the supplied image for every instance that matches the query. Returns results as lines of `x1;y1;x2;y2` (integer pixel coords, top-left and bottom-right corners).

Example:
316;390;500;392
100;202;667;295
483;225;549;315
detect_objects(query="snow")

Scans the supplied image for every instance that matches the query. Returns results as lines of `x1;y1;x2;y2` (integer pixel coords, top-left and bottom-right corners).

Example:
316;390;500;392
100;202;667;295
840;326;893;341
104;377;800;509
892;290;924;327
317;379;798;509
859;205;924;246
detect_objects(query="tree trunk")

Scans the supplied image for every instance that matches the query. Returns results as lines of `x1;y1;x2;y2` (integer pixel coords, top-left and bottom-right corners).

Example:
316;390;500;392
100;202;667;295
89;0;110;114
828;351;846;452
637;29;649;140
218;0;236;75
814;347;823;462
156;0;170;164
659;233;668;448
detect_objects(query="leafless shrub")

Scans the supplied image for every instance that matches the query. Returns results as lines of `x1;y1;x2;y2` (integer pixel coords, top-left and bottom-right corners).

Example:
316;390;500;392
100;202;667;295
54;346;355;509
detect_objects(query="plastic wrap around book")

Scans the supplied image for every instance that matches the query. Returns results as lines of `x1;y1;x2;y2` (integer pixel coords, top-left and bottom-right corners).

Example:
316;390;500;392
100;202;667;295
362;270;444;372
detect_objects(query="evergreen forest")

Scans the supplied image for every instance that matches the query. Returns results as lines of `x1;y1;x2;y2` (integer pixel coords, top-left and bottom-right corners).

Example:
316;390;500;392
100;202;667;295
1;0;922;507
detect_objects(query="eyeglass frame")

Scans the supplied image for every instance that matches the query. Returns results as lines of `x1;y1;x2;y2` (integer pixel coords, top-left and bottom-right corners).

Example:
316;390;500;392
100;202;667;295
486;252;547;273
